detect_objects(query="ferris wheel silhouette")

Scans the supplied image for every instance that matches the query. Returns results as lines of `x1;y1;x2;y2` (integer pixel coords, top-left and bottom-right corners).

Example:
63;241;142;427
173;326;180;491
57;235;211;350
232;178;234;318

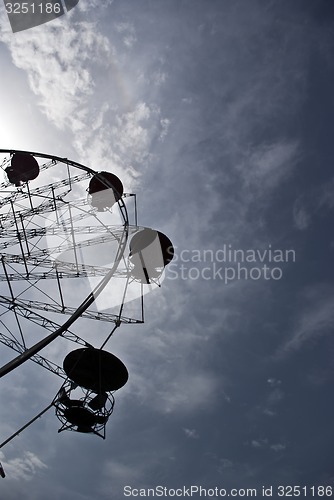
0;149;174;474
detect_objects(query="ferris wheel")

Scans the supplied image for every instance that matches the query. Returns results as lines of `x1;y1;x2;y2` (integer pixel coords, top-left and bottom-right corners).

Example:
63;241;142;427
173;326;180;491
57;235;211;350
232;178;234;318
0;149;174;470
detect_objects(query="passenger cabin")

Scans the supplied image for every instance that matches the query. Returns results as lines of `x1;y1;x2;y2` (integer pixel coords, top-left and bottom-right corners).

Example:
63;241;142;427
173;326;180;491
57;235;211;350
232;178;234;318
88;171;123;211
129;229;174;284
5;153;40;186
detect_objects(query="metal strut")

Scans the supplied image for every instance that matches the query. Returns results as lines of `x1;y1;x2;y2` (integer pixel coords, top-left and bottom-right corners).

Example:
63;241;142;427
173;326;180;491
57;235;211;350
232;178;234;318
0;402;54;451
0;224;128;378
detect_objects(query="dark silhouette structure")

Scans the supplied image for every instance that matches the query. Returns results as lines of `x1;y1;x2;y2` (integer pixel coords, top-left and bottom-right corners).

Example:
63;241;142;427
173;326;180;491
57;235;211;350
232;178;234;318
88;171;124;211
129;228;174;283
5;152;40;186
0;148;174;466
55;348;128;438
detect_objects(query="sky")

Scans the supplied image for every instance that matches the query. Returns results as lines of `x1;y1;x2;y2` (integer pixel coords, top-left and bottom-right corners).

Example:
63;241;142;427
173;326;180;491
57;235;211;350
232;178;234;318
0;0;334;498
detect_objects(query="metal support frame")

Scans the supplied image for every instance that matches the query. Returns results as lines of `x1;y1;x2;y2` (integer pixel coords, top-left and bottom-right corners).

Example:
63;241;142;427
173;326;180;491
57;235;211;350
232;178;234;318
0;149;149;451
0;223;129;378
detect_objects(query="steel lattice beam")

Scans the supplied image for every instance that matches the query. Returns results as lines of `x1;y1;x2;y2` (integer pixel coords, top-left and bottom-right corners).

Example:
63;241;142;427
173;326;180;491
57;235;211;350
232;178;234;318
0;332;66;379
0;172;90;209
0;296;143;324
0;299;91;347
1;252;124;275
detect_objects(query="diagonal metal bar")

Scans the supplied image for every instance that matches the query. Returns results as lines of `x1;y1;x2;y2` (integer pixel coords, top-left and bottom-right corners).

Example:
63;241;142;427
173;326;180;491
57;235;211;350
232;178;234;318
0;296;92;347
0;331;66;379
0;224;129;378
0;402;55;451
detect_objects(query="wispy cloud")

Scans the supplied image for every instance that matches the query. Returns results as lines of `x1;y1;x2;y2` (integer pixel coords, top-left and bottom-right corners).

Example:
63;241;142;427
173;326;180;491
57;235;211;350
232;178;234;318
0;451;47;481
293;176;334;230
127;366;219;415
270;443;286;452
0;13;168;190
0;19;111;130
282;289;334;353
251;438;268;449
183;428;199;439
115;21;137;48
237;140;300;199
249;438;287;453
293;200;311;230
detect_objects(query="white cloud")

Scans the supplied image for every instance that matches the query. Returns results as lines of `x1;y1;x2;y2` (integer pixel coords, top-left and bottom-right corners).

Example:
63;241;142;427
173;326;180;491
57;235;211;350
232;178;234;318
270;443;286;452
318;177;334;210
251;438;268;448
77;0;114;12
250;440;287;453
0;14;168;192
72;100;165;189
263;409;276;417
282;289;334;353
183;428;199;439
159;118;170;141
237;141;300;200
0;451;47;481
114;22;137;48
267;388;284;405
267;378;282;387
217;458;233;471
292;176;334;230
258;383;285;417
127;367;219;416
0;19;111;131
293;200;310;230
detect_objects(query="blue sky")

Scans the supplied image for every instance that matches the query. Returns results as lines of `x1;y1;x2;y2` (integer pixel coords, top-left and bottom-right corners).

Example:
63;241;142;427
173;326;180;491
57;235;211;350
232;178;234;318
0;1;334;498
